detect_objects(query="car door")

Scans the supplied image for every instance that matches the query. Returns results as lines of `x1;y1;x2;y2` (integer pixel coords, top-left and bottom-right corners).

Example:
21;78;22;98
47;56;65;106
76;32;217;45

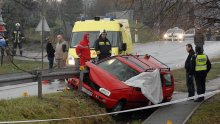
131;87;150;107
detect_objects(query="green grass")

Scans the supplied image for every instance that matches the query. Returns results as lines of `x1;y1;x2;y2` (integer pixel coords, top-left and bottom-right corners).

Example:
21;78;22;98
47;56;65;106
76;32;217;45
187;93;220;124
173;58;220;92
0;59;48;74
0;91;114;124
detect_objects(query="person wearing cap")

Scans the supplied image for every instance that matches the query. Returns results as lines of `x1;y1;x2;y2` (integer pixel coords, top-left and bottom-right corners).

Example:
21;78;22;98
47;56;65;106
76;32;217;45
190;46;211;102
76;33;91;71
94;29;112;60
194;28;205;53
12;23;24;56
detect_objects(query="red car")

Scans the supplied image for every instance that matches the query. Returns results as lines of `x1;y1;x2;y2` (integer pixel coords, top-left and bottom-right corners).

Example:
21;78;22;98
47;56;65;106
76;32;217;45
67;55;174;112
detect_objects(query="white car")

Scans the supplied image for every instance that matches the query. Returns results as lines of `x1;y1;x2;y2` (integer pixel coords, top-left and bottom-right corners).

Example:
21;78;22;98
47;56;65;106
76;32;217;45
163;27;185;41
184;28;195;40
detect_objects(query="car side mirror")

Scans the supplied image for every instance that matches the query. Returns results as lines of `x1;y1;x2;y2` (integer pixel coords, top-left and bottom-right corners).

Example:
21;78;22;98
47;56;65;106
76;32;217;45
121;43;127;51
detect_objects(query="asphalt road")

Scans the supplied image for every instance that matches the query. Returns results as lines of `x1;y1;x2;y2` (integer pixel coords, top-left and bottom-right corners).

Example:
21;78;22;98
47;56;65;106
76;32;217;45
133;40;220;69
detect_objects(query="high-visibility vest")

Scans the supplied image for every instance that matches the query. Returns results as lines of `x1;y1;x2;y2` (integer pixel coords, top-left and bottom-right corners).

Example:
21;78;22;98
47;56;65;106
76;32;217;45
195;54;207;71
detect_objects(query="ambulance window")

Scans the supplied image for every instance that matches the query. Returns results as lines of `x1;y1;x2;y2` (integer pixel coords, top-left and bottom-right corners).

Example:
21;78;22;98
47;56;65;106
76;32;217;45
71;31;120;48
97;58;139;81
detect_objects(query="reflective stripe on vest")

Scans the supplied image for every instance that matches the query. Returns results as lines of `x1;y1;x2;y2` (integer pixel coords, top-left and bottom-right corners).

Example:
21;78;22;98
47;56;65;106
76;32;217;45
196;54;207;71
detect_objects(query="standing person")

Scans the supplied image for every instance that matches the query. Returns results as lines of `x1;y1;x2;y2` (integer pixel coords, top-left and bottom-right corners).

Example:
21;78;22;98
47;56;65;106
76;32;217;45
94;29;112;60
206;28;211;41
191;46;211;102
55;34;68;68
194;28;205;53
46;37;55;69
185;44;195;97
12;23;24;56
0;34;6;57
76;33;91;70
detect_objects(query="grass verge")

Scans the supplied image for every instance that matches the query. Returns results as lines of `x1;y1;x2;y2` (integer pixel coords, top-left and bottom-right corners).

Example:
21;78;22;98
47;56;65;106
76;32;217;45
0;59;48;74
173;58;220;92
0;91;114;124
187;93;220;124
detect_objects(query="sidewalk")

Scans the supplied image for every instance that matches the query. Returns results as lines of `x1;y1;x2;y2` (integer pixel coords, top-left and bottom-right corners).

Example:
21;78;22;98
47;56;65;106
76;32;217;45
143;77;220;124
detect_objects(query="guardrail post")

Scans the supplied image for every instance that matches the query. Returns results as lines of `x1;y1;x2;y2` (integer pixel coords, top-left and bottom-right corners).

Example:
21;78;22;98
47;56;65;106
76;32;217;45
78;71;83;92
37;71;42;99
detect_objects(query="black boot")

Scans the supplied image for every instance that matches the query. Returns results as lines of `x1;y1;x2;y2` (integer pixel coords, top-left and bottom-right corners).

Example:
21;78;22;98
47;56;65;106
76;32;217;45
194;97;204;102
20;51;22;56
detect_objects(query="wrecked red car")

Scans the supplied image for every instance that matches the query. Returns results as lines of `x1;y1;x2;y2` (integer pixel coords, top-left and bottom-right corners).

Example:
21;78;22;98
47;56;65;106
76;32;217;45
67;55;174;111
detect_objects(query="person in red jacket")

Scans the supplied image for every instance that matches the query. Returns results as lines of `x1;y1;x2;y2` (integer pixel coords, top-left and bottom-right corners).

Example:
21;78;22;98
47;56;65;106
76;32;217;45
76;33;91;70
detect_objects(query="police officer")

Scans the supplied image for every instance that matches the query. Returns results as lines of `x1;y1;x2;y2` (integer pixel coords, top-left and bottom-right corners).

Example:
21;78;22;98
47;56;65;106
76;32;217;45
12;23;24;56
185;44;195;97
94;29;111;60
191;46;211;102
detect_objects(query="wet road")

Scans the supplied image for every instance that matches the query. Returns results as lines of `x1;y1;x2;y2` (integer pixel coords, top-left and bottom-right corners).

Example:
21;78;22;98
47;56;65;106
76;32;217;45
133;40;220;69
0;80;66;99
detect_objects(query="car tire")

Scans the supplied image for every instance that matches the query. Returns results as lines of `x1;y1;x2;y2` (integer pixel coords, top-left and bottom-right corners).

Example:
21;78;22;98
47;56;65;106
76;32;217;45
111;100;125;113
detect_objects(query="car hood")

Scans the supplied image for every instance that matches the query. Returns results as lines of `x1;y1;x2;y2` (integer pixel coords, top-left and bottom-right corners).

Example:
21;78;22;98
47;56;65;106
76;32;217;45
86;62;130;91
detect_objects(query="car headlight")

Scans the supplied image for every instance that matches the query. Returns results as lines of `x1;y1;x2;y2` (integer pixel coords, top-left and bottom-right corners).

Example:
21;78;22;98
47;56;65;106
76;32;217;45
68;55;75;65
164;34;168;39
99;88;111;97
178;34;183;39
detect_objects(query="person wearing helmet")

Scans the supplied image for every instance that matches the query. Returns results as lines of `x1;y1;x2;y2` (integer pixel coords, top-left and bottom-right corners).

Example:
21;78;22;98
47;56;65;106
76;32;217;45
12;23;24;56
94;29;111;60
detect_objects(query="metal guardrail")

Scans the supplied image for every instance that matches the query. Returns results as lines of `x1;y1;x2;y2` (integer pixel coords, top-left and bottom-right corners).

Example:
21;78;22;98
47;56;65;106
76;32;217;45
0;67;79;85
0;67;80;98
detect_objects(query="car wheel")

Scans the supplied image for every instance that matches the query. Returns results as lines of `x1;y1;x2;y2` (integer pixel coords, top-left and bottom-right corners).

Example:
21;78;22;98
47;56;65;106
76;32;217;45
111;101;125;113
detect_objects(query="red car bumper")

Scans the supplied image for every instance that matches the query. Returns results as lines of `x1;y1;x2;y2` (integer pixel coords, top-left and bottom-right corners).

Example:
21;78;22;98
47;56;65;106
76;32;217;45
82;83;118;109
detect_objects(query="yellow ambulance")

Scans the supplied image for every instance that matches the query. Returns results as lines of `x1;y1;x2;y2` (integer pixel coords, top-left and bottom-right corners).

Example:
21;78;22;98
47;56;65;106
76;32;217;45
67;17;132;66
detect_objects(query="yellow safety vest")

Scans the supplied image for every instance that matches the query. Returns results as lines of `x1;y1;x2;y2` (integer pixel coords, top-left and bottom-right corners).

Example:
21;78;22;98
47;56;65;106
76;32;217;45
195;54;207;71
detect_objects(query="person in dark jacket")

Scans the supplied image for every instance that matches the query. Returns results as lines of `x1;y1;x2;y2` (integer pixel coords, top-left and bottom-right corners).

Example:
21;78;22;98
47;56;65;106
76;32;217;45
190;46;211;102
194;28;205;53
185;44;195;97
94;29;111;60
46;37;55;69
76;33;91;70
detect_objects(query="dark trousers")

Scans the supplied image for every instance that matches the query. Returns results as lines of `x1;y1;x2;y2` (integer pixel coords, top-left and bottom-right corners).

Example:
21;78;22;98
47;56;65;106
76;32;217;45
186;72;195;97
195;72;207;100
48;57;54;69
13;42;22;55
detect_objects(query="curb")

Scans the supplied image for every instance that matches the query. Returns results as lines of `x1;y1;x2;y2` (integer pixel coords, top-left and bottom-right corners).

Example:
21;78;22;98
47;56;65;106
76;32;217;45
182;94;215;124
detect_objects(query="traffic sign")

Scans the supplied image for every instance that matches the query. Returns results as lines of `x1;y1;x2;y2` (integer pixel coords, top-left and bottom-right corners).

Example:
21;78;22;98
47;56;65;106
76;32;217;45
35;17;50;32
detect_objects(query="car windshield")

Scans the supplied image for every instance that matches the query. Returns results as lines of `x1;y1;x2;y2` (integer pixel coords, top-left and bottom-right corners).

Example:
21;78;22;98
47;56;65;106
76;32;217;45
70;31;122;48
167;29;183;33
97;58;139;81
185;29;194;34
